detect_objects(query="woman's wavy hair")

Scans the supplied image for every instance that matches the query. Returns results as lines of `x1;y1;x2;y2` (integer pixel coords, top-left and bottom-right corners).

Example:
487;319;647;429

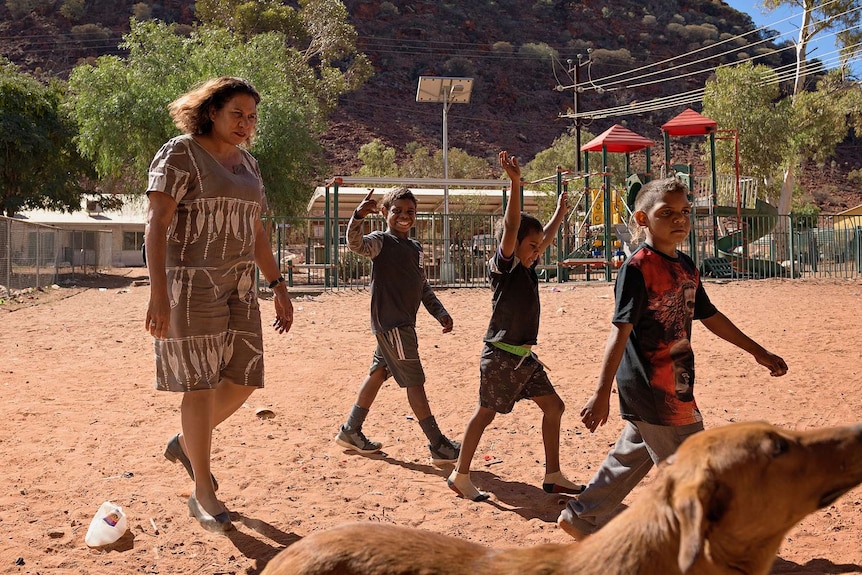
168;77;261;146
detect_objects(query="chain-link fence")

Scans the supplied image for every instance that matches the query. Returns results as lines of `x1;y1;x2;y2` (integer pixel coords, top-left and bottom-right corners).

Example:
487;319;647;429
0;216;112;298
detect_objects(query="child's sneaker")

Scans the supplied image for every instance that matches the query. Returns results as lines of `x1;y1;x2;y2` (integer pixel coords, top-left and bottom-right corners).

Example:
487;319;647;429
429;436;460;465
335;425;382;454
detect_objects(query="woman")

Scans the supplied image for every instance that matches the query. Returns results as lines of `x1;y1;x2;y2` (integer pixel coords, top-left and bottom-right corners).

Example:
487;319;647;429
145;77;293;532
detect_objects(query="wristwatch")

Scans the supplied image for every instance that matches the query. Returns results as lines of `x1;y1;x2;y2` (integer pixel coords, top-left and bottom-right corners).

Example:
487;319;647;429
268;276;286;289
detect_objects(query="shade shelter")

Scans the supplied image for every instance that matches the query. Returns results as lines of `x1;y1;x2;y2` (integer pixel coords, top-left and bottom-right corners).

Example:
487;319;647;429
580;124;654;279
661;108;725;256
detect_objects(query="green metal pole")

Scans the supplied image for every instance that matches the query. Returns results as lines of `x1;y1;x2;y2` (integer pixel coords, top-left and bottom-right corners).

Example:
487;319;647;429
556;166;565;282
709;132;718;257
584;151;592;281
333;180;340;288
663;131;671;167
324;185;331;288
603;147;612;281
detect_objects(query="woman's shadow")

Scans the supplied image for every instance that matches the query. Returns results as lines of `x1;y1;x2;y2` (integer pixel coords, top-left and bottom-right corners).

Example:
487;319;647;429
770;557;862;574
225;513;301;574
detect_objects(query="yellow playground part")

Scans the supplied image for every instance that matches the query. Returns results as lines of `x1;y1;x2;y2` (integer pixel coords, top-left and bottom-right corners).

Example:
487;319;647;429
587;187;629;226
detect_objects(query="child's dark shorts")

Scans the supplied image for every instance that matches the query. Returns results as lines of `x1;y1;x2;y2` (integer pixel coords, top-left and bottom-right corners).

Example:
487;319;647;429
479;343;556;414
369;326;426;388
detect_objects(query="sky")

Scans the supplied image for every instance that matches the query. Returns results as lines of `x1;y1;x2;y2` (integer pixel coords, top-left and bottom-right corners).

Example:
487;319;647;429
723;0;861;77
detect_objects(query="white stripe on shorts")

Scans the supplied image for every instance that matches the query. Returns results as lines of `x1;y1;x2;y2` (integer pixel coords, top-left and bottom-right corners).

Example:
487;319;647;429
391;329;406;360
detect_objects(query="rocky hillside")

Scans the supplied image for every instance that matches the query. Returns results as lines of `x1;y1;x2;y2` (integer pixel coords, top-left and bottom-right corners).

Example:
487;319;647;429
1;0;860;210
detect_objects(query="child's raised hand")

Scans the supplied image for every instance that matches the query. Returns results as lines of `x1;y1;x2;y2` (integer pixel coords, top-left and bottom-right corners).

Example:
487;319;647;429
756;350;788;377
557;189;568;212
355;188;378;218
499;151;521;182
438;314;454;333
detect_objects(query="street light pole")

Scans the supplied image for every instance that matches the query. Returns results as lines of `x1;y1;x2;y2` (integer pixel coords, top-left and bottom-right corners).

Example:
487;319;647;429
416;76;473;283
441;84;462;276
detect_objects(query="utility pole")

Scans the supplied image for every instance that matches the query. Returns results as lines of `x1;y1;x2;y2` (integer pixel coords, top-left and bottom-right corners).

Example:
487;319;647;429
572;55;583;173
558;52;589;173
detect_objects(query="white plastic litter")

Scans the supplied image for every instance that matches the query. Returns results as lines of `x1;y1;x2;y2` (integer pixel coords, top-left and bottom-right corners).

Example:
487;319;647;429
84;501;128;547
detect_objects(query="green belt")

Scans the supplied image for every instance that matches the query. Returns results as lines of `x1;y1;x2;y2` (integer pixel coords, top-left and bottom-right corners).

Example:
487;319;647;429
490;341;532;357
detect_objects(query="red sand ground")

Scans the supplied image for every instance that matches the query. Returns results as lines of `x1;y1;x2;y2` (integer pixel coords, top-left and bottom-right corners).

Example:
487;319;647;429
1;270;861;574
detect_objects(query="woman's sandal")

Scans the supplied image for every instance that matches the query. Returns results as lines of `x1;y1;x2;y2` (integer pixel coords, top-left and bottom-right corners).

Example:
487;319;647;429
164;434;219;491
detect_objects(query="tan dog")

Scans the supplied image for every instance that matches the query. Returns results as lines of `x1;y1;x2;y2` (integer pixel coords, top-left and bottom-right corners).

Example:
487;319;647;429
261;421;862;575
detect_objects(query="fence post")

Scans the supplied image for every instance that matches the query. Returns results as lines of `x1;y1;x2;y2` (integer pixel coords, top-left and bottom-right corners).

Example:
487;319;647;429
787;215;795;278
5;218;11;296
35;228;41;288
855;227;862;273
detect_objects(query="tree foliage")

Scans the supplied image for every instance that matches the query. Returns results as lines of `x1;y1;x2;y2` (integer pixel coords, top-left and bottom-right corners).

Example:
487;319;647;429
762;0;862;216
702;62;792;199
68;5;370;215
0;59;94;216
356;138;495;182
524;129;628;188
762;0;861;83
792;71;862;165
194;0;371;113
357;139;397;177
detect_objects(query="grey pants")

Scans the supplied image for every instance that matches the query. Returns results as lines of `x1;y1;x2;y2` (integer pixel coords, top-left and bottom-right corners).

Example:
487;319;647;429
561;419;704;533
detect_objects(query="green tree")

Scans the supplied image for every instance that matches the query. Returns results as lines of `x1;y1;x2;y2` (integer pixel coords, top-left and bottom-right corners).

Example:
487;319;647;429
792;71;862;165
399;143;436;179
68;14;367;215
397;144;491;180
762;0;862;215
195;0;371;113
357;139;398;177
702;62;792;200
0;59;94;217
523;129;632;218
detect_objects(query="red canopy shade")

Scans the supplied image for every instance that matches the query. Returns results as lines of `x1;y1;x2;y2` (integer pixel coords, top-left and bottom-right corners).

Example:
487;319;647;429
661;108;717;137
580;124;654;153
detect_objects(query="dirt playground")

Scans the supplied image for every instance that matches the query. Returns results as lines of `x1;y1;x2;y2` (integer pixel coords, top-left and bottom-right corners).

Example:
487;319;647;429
1;269;861;574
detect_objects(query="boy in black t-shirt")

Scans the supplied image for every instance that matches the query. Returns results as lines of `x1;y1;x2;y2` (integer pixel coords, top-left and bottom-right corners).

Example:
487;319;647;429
447;151;585;501
558;177;788;539
334;187;461;465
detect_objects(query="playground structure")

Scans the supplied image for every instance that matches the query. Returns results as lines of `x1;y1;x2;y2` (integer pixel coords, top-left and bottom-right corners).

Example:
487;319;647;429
552;108;821;280
279;110;859;290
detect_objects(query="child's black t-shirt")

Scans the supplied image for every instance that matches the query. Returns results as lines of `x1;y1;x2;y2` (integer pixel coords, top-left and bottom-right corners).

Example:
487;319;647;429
484;247;540;346
613;244;717;426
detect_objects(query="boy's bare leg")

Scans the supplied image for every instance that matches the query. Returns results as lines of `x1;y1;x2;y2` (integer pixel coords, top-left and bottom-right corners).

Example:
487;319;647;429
355;367;387;409
455;405;495;474
447;405;494;502
533;394;565;473
534;394;585;494
405;385;432;420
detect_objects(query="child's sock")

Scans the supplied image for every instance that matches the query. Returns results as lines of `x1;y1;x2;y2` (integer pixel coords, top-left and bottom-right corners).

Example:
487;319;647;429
447;470;490;502
543;471;586;494
345;405;369;430
419;415;443;445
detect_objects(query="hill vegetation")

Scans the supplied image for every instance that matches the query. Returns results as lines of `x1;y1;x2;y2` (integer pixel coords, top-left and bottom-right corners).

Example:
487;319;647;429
1;0;860;211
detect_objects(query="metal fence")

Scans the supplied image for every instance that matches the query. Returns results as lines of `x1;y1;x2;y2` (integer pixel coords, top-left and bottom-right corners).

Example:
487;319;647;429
266;210;861;291
0;216;112;298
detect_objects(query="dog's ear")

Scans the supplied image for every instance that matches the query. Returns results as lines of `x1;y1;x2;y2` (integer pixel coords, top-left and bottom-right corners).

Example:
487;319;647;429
674;473;732;574
675;481;707;574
